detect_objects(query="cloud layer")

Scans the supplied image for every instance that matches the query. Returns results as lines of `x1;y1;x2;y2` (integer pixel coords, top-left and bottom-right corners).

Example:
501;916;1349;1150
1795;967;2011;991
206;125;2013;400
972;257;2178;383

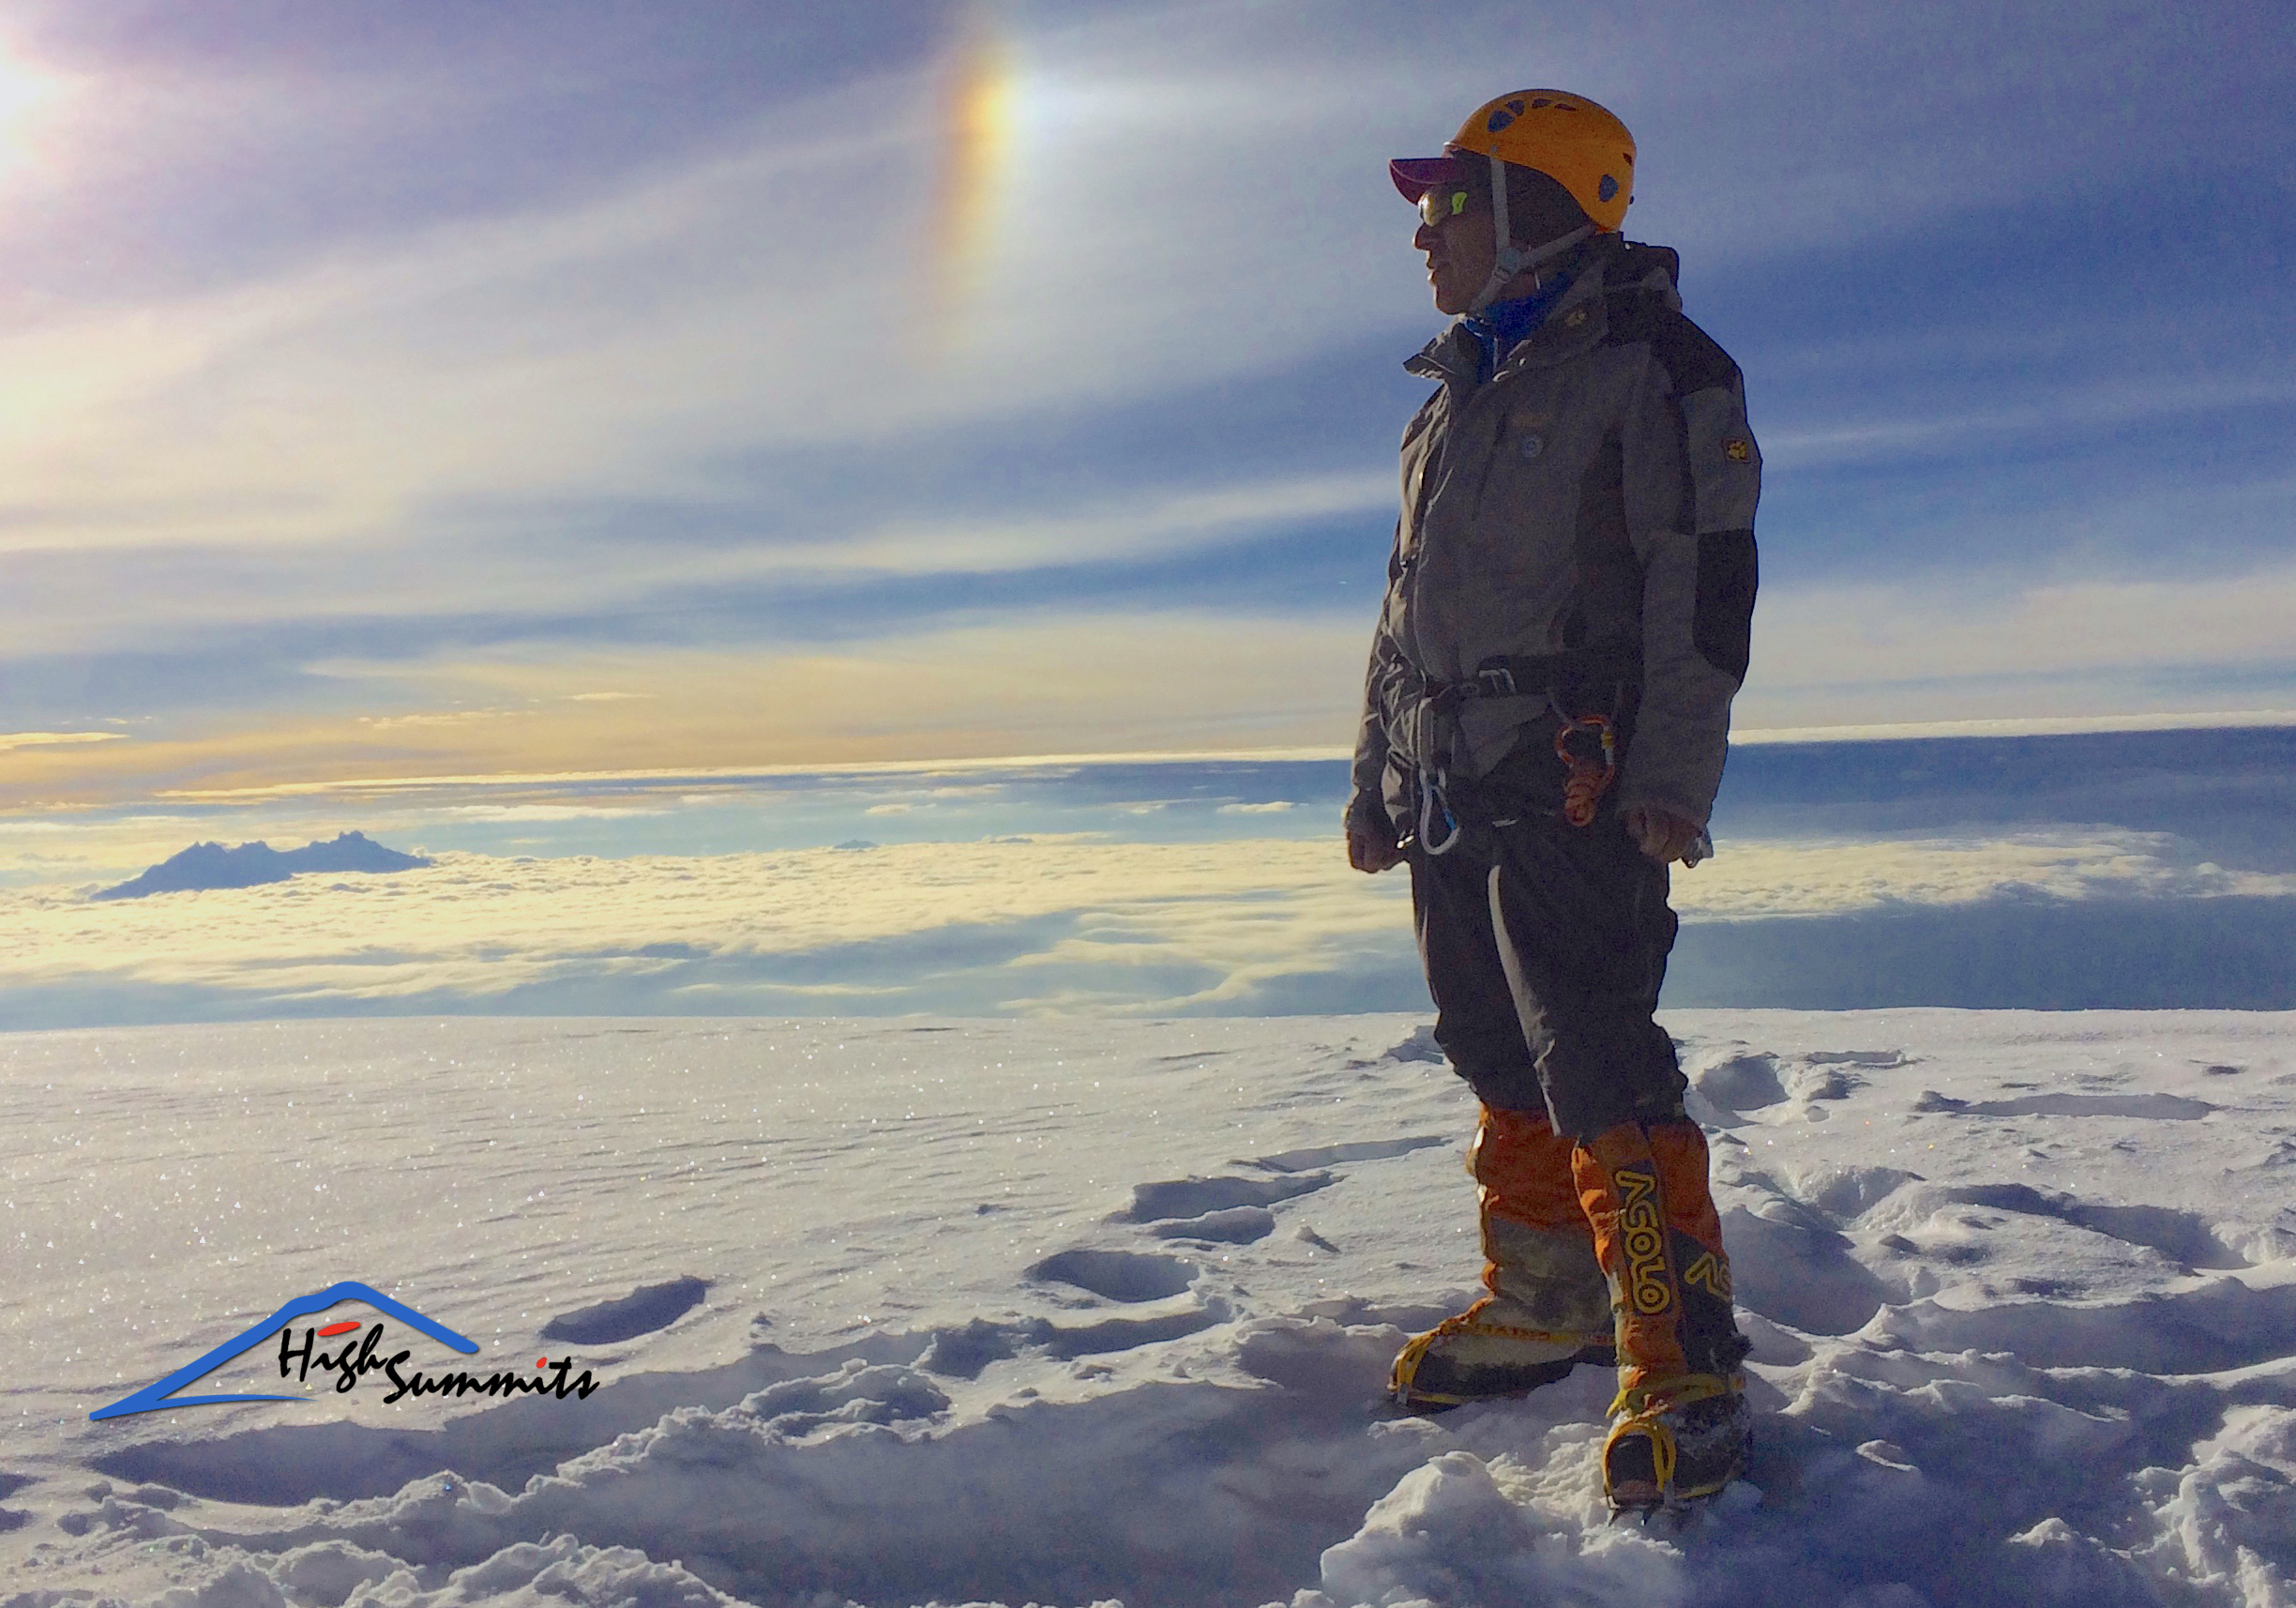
6;820;2288;1026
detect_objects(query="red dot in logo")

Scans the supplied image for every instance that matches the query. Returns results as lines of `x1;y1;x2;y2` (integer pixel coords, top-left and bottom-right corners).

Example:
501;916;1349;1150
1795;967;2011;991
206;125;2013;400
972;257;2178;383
317;1321;362;1338
536;1358;547;1368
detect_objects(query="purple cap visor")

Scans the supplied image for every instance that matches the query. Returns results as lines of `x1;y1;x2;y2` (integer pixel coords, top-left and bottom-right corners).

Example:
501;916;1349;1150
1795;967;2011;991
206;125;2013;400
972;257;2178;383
1389;154;1469;203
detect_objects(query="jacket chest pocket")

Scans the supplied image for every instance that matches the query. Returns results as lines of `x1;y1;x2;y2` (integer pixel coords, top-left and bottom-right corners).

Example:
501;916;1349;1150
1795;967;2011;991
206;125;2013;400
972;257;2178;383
1472;409;1579;562
1501;406;1557;465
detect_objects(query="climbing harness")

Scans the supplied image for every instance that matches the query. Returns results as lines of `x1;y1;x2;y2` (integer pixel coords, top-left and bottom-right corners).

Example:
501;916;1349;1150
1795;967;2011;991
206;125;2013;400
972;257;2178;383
1403;643;1639;850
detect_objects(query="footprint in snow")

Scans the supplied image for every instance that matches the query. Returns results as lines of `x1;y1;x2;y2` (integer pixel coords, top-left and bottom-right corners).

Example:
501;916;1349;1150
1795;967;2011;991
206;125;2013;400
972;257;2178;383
1693;1049;1895;1116
1722;1203;1894;1337
1123;1172;1334;1222
1691;1052;1790;1113
1011;1249;1225;1361
1026;1249;1197;1304
1941;1184;2247;1270
741;1361;951;1433
1345;1025;1445;1068
1865;1273;2296;1374
1147;1206;1277;1244
1913;1090;2216;1120
540;1276;710;1345
1242;1135;1448;1174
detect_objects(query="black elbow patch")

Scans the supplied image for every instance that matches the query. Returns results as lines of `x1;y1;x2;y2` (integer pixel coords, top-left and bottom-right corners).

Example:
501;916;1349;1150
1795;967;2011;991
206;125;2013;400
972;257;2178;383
1694;529;1757;680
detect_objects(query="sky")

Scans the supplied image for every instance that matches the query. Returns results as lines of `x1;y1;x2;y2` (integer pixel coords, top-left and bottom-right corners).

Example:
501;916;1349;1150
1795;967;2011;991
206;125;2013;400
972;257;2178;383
0;0;2289;1024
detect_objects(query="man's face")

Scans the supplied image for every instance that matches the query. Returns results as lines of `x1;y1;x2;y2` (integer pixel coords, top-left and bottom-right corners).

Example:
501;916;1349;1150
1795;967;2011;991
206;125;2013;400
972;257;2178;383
1414;188;1496;317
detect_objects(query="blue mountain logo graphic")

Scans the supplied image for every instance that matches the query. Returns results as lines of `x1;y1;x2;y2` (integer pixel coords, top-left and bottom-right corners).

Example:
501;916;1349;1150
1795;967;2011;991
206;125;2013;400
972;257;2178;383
91;1281;479;1421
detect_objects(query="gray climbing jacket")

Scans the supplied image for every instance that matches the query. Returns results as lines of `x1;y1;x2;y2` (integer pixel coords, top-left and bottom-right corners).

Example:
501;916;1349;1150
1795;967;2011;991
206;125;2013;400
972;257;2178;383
1351;235;1760;836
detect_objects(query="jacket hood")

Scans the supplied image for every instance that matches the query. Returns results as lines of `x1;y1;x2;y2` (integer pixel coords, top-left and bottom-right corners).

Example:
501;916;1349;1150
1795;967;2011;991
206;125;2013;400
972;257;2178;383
1610;238;1681;296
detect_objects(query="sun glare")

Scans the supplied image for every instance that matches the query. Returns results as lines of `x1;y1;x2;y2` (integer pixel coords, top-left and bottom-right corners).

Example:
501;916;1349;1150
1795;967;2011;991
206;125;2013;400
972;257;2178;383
0;41;74;179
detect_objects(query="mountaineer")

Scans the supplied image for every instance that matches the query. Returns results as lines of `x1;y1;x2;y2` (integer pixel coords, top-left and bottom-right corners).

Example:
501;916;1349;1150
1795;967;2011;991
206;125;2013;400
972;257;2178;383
1345;89;1760;1513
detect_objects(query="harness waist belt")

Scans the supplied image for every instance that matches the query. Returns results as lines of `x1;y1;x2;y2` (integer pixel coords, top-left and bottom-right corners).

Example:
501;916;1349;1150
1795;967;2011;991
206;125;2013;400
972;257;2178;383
1427;638;1644;714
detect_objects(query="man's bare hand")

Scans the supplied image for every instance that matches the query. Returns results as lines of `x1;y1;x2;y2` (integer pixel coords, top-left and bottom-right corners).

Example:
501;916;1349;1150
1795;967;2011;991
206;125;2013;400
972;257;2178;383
1347;822;1406;874
1624;803;1705;865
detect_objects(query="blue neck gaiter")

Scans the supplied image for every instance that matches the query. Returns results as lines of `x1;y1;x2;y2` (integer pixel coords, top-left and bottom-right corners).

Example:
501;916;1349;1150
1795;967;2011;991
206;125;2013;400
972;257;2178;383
1461;267;1581;383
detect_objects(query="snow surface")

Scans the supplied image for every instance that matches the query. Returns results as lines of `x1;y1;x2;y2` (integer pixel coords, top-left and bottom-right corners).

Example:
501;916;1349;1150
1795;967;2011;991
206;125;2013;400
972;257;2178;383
6;1010;2295;1608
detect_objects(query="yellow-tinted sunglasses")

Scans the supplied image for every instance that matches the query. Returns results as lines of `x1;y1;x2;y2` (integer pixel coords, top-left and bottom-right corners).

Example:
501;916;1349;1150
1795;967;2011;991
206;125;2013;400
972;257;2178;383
1416;187;1472;229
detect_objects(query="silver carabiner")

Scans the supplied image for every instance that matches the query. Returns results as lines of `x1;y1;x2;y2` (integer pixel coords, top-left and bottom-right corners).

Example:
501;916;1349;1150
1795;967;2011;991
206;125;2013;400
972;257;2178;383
1417;768;1462;857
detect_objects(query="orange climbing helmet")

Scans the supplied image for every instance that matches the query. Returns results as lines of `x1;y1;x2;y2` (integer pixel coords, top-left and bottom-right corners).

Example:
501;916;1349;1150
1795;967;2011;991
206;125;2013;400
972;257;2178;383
1390;89;1638;235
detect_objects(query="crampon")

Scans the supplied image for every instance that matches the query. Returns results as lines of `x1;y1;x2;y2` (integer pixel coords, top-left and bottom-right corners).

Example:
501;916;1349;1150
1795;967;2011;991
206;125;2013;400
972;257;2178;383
1602;1373;1750;1518
1390;1297;1613;1411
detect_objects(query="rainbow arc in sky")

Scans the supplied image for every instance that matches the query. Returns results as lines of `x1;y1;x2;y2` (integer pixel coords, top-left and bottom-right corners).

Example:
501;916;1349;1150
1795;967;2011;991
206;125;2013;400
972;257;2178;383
927;7;1020;346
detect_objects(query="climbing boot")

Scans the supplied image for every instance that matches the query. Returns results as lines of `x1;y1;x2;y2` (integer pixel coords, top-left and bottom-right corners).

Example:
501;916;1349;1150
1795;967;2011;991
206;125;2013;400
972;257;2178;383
1573;1117;1752;1510
1601;1375;1753;1511
1392;1105;1614;1410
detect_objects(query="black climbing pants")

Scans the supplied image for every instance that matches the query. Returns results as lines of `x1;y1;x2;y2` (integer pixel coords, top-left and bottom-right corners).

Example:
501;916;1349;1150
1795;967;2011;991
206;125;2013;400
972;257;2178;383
1409;811;1687;1141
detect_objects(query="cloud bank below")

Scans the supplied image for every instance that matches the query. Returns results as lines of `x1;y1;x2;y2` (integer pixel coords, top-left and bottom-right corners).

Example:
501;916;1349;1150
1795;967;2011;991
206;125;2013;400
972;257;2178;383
7;822;2291;1029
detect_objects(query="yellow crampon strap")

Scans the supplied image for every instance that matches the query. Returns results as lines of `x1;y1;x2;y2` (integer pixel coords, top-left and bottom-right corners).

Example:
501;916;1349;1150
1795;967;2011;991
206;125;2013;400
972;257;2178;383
1389;1326;1443;1398
1605;1406;1679;1494
1603;1373;1736;1501
1606;1372;1735;1420
1391;1300;1608;1403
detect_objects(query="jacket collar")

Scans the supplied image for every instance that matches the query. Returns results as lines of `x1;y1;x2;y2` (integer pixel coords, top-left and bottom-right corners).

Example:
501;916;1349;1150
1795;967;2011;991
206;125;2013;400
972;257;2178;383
1403;237;1683;385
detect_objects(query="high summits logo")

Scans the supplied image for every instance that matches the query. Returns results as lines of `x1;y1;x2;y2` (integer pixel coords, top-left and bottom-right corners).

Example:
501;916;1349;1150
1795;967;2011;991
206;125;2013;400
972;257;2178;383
90;1280;598;1421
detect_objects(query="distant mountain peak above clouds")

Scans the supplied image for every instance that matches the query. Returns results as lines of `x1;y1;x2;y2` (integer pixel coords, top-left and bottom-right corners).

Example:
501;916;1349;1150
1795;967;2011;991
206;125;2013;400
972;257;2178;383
91;831;431;902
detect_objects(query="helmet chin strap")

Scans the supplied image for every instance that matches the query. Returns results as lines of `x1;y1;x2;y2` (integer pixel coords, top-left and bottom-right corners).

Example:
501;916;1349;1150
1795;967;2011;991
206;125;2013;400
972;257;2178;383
1467;153;1594;313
